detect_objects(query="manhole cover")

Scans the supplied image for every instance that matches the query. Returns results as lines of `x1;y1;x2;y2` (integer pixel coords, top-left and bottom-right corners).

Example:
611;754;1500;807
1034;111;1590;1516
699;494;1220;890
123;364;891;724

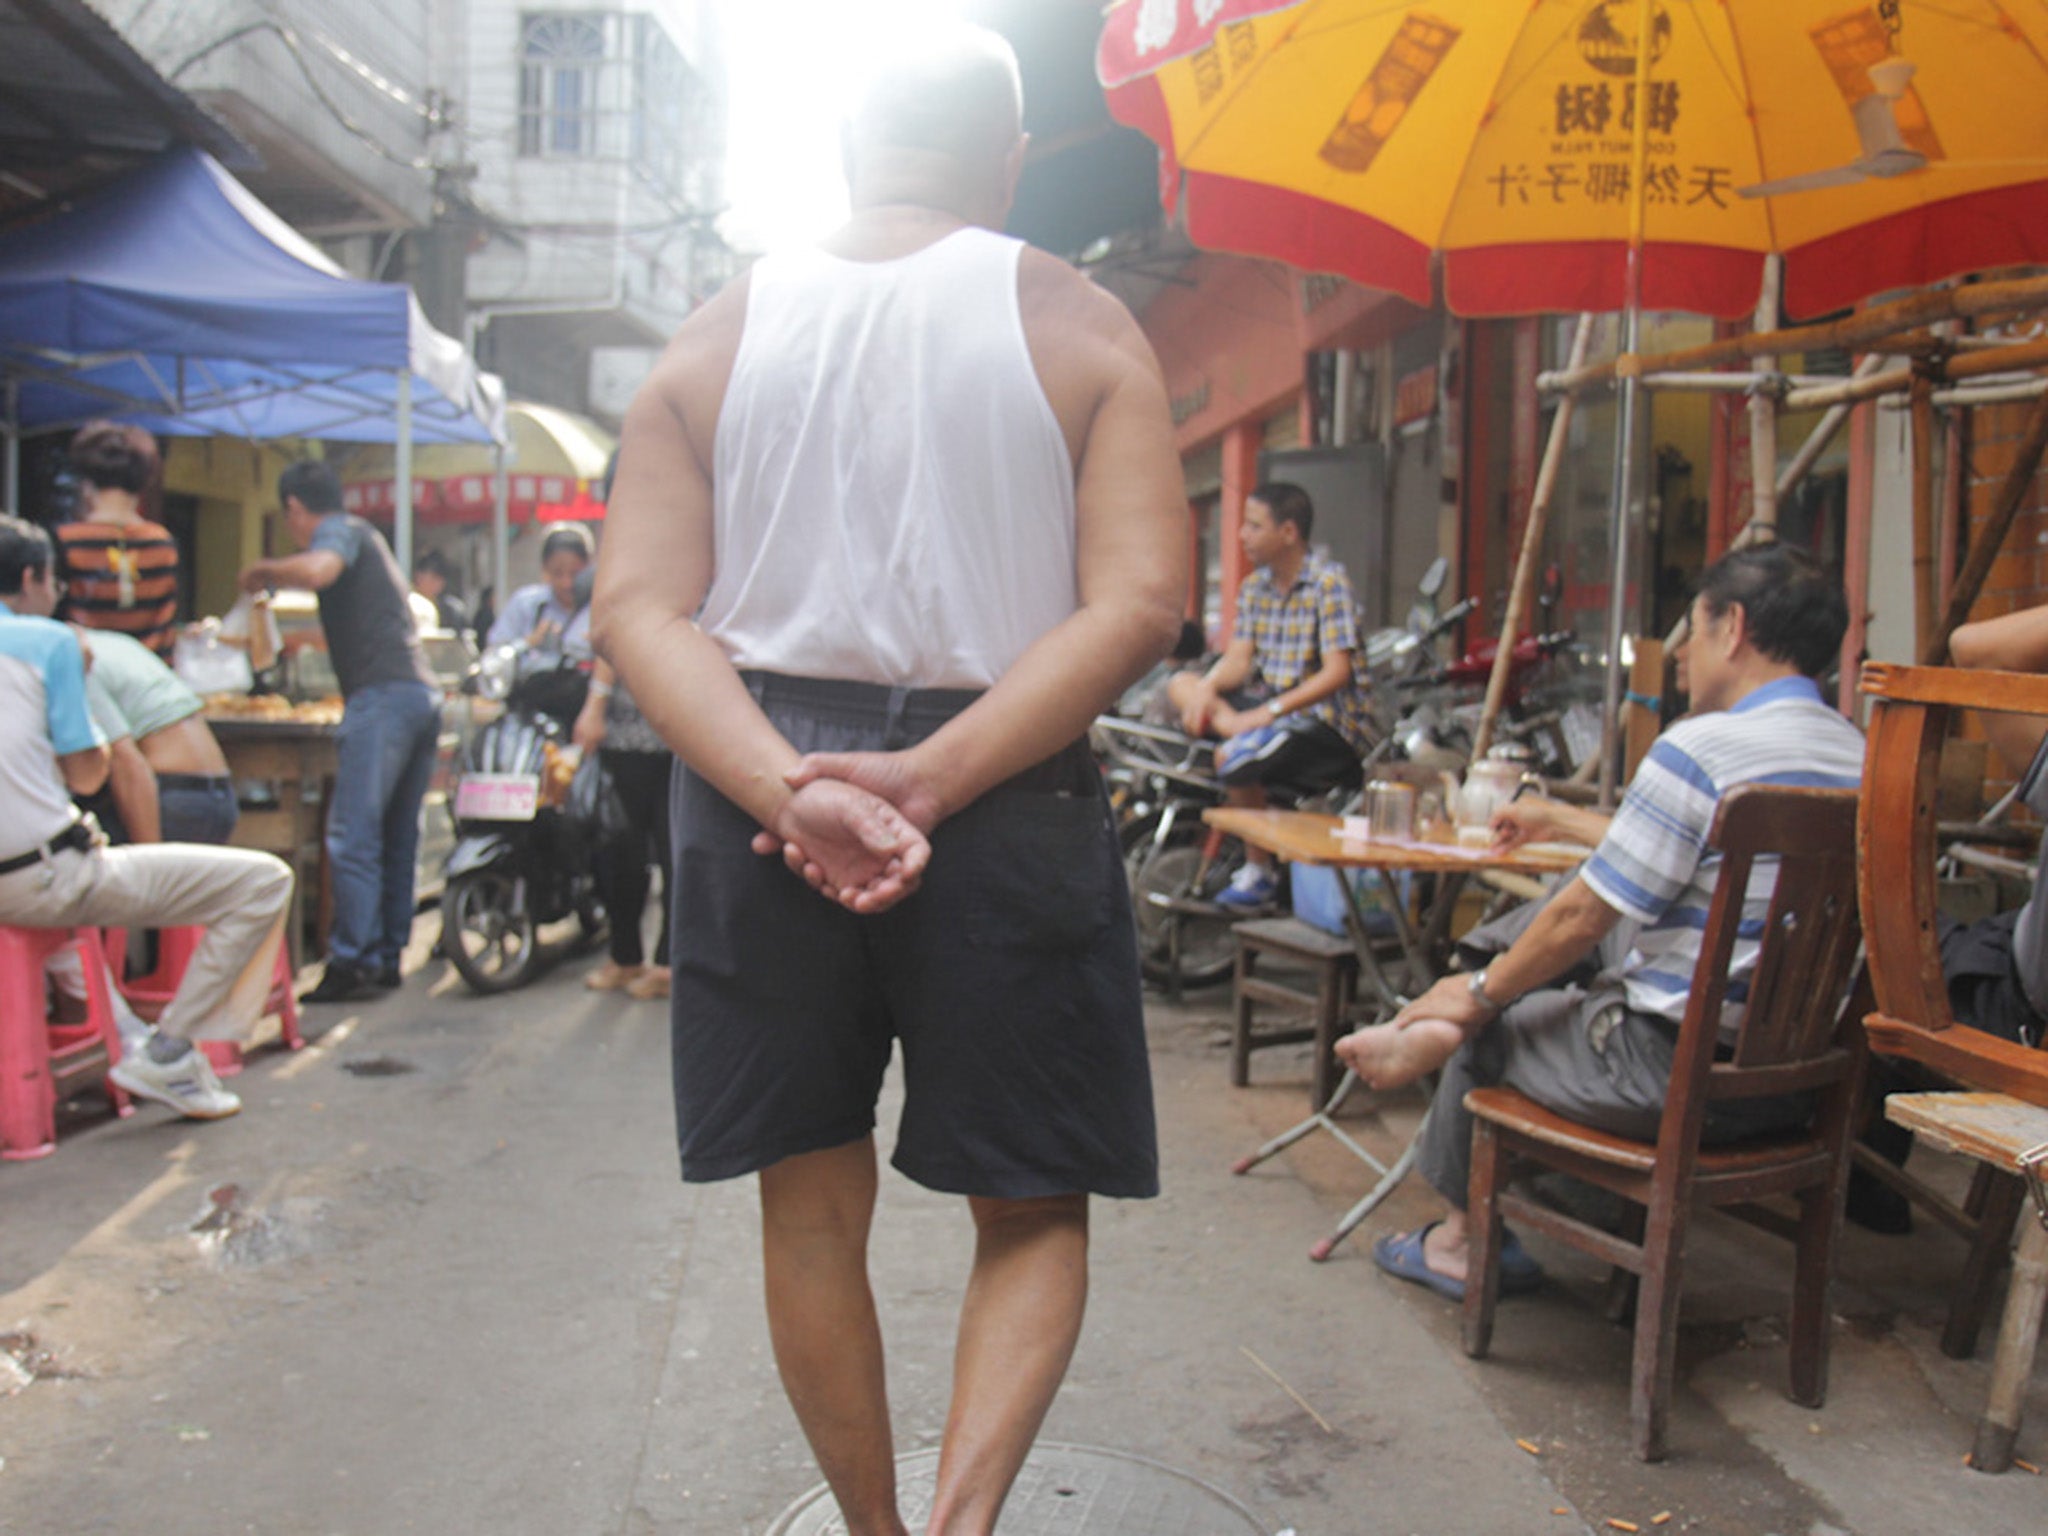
767;1443;1266;1536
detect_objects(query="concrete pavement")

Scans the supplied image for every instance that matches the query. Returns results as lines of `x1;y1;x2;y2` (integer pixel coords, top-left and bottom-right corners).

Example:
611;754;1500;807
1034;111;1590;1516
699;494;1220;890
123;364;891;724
1;931;2043;1534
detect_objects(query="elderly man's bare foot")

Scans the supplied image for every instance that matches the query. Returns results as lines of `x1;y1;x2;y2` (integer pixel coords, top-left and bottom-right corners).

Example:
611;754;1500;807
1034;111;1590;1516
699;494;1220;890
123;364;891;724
1334;1016;1464;1091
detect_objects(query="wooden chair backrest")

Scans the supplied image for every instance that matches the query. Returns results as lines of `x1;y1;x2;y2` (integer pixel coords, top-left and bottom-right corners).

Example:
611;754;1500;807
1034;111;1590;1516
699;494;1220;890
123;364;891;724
1662;787;1864;1153
1860;664;2048;1105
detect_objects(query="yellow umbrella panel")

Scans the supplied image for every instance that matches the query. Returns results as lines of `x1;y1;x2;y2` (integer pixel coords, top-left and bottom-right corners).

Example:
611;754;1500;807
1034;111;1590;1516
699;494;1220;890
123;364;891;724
1101;0;2048;318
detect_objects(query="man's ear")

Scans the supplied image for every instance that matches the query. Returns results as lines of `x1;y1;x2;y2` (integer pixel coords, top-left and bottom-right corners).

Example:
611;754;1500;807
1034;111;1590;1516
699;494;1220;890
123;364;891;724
1720;600;1749;656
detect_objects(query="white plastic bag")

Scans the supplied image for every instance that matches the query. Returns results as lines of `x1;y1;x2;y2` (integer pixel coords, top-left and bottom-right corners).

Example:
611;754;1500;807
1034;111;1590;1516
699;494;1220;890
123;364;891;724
217;593;281;672
173;619;255;695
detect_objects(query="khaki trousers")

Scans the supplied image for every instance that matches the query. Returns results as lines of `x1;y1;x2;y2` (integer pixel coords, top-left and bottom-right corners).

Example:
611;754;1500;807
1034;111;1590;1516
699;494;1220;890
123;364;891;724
0;841;292;1043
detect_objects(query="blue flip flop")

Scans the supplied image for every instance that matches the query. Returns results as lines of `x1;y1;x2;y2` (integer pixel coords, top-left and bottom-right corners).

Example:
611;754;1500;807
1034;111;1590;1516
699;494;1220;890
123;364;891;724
1373;1222;1546;1301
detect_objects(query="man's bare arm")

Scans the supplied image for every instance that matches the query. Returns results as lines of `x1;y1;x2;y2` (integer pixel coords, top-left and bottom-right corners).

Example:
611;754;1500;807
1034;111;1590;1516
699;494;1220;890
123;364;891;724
1951;604;2048;778
1383;876;1623;1038
59;744;109;798
106;736;161;843
1210;649;1353;738
241;550;345;593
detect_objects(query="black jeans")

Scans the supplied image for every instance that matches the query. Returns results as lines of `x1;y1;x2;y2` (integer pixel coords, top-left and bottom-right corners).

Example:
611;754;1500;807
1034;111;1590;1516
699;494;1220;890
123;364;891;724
599;748;674;968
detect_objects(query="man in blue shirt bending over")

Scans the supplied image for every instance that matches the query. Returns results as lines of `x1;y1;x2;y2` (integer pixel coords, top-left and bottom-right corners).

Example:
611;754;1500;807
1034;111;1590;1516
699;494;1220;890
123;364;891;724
1335;543;1865;1300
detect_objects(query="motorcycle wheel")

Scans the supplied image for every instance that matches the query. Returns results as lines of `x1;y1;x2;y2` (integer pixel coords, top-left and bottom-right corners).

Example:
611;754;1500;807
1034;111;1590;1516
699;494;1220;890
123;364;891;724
442;868;541;994
1125;813;1246;990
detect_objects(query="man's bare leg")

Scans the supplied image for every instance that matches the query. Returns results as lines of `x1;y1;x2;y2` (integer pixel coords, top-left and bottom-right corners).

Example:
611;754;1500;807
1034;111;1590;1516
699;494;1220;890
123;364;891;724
924;1194;1089;1536
759;1139;908;1536
1334;1014;1464;1091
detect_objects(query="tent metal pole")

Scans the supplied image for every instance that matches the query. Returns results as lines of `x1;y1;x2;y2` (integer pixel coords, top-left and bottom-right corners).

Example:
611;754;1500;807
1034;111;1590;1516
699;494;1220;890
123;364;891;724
394;370;414;576
2;378;18;514
492;445;510;621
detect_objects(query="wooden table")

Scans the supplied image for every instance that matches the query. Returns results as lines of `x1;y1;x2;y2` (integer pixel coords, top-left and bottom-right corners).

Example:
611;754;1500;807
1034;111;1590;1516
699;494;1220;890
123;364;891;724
1205;807;1590;1260
1885;1092;2048;1473
209;718;339;965
1204;808;1587;1011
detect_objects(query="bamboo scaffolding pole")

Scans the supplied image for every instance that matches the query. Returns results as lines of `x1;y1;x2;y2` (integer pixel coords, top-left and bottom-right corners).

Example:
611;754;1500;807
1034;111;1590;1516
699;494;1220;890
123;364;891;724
1945;338;2048;381
1911;374;1939;655
1471;313;1596;763
1923;389;2048;665
1748;261;1782;536
1542;273;2048;394
1932;379;2048;408
1658;354;1886;654
1783;367;1914;411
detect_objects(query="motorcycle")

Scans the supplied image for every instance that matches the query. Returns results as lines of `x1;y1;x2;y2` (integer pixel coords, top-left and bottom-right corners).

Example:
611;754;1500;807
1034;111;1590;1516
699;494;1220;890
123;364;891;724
439;637;607;993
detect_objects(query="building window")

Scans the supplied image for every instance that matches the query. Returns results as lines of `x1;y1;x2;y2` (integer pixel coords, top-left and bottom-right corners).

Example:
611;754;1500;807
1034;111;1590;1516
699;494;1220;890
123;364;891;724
519;13;610;157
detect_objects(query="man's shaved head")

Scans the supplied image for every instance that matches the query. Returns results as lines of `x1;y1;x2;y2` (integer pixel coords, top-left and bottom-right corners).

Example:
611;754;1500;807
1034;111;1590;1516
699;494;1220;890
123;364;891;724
845;24;1024;216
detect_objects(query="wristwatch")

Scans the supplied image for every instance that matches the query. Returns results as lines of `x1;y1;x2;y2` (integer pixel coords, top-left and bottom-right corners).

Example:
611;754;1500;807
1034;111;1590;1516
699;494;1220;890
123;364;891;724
1466;966;1505;1017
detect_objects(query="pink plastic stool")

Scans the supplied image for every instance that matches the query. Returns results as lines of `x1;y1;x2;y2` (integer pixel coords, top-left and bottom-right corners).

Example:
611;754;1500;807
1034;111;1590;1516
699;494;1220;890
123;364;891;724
0;926;134;1160
109;926;302;1077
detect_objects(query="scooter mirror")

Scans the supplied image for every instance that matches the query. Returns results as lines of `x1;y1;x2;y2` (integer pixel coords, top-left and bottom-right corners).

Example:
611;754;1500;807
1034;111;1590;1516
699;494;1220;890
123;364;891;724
1418;556;1448;599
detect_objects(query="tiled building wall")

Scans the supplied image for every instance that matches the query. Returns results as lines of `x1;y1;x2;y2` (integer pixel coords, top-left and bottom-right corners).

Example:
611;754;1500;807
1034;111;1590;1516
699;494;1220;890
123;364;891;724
1964;399;2048;622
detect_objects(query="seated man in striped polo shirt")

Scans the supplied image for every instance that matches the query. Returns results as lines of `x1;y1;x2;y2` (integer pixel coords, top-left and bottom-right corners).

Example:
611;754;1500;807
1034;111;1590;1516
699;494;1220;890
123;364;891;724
1335;543;1864;1300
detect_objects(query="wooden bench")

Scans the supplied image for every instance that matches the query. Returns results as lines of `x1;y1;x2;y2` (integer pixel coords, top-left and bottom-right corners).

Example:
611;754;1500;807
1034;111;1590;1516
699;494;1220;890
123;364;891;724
1231;916;1357;1108
1885;1092;2048;1473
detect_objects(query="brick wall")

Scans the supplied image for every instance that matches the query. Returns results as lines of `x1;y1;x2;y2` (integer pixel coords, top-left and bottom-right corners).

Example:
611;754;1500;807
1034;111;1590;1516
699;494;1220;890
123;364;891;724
1963;399;2048;623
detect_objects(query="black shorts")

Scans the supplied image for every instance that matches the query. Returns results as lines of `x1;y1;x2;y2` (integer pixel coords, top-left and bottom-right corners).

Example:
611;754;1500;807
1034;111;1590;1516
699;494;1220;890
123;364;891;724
1213;712;1362;794
668;672;1159;1200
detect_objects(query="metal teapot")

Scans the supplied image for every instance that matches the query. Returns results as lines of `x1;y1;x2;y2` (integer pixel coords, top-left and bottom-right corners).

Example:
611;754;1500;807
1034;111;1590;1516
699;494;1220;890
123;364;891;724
1440;744;1534;844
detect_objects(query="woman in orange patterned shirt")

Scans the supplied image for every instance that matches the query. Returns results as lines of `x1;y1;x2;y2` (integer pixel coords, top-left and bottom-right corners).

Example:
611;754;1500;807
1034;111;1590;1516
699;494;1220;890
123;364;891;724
56;422;181;659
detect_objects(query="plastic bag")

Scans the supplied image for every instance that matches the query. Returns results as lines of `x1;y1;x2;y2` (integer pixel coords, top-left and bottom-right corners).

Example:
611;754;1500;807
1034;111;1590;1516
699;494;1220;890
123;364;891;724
567;751;631;842
172;619;255;695
218;592;281;673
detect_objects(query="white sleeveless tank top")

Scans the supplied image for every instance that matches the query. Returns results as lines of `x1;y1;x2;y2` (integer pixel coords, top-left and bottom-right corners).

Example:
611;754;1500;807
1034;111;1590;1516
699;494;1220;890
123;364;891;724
702;227;1077;689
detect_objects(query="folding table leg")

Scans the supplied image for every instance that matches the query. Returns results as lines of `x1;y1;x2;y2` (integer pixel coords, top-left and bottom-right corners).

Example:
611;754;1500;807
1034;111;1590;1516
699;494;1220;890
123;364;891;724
1229;1066;1434;1262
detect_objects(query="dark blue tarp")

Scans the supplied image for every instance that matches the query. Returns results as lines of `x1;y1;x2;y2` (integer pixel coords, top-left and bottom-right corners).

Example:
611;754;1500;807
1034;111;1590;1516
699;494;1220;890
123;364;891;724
0;148;503;444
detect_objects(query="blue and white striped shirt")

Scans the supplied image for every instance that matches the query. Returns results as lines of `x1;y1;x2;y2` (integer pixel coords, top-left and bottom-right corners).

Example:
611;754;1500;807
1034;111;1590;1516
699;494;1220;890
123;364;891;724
1582;675;1865;1030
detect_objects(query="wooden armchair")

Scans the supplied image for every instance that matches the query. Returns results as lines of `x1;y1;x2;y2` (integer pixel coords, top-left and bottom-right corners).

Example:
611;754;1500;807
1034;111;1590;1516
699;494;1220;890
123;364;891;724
1461;786;1867;1462
1858;663;2048;1106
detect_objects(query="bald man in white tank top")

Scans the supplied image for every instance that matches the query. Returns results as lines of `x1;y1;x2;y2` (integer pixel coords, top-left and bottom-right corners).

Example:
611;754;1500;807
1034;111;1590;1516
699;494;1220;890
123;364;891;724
595;25;1186;1536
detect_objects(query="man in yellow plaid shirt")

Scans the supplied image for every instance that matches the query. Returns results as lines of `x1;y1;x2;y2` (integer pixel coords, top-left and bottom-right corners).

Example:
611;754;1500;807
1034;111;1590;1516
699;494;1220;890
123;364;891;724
1167;481;1372;908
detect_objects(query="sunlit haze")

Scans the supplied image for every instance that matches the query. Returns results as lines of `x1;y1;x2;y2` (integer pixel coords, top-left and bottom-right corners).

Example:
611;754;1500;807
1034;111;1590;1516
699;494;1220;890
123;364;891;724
716;0;981;254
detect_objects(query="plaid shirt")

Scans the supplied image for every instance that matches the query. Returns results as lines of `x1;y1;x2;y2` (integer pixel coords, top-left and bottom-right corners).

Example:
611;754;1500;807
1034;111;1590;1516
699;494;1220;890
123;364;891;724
1233;548;1373;751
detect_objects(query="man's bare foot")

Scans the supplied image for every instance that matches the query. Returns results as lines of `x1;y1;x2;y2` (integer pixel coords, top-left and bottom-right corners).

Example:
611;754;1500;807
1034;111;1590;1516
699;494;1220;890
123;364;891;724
1334;1015;1464;1091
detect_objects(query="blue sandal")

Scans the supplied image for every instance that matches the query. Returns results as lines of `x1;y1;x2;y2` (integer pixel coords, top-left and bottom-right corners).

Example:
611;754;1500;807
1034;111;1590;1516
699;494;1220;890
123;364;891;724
1373;1222;1545;1301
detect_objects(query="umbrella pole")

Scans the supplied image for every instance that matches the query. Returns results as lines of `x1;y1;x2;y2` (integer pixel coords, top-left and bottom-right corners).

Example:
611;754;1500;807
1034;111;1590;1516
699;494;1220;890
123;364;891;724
1596;0;1660;807
1471;313;1595;763
395;370;414;577
1598;308;1645;807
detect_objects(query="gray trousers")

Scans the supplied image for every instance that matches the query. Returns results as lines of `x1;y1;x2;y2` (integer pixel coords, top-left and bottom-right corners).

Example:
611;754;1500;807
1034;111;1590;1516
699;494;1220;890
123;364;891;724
0;839;292;1043
1415;982;1811;1209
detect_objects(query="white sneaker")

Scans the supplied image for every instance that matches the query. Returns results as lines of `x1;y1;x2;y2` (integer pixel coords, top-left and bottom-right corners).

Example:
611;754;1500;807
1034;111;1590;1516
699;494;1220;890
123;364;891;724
1216;862;1279;910
110;1045;242;1121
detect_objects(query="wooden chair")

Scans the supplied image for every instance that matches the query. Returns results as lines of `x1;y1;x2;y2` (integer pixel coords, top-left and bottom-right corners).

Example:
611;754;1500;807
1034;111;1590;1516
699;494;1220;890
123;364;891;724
1461;786;1867;1462
1855;664;2048;1358
1857;663;2048;1107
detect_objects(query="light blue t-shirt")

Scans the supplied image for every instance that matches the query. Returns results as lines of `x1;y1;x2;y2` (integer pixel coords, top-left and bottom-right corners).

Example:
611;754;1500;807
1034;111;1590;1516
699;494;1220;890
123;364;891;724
0;608;105;858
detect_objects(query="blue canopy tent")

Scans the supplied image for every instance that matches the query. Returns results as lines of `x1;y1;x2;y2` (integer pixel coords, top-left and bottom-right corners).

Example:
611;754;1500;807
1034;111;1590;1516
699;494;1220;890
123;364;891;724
0;147;506;573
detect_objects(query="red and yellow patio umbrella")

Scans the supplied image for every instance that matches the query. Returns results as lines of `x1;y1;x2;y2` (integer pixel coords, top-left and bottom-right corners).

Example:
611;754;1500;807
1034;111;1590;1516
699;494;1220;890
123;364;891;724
1098;0;2048;320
